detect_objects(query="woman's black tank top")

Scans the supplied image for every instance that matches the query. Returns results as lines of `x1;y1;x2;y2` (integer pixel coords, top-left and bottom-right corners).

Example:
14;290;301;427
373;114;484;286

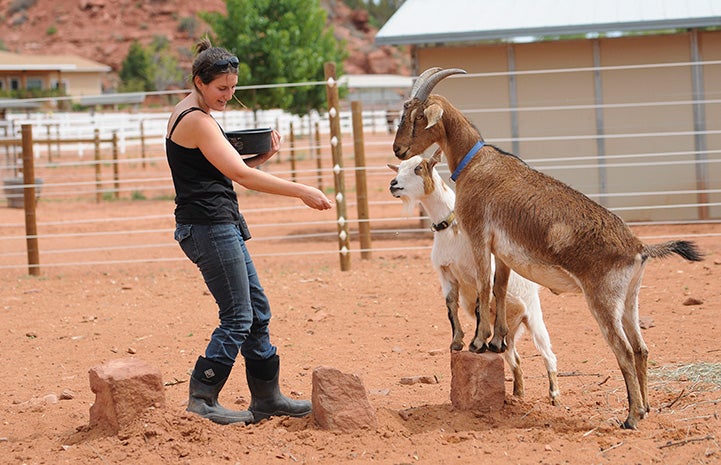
165;107;240;225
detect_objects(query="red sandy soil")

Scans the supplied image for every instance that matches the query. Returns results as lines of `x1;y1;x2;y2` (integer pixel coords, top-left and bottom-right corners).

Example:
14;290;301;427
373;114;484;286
0;140;720;464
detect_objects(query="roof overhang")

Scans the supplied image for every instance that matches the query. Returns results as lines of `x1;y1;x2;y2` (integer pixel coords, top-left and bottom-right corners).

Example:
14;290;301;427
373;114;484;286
77;93;146;106
377;18;721;46
339;74;413;89
0;65;77;71
375;0;721;46
0;99;43;109
0;51;112;73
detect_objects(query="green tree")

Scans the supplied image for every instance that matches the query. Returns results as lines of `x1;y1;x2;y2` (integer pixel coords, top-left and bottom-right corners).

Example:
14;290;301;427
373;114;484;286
148;35;184;91
119;38;184;93
201;0;348;116
119;41;154;92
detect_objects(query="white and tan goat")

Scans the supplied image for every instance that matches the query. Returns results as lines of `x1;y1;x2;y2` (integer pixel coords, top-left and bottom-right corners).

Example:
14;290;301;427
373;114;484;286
391;67;704;429
388;151;559;404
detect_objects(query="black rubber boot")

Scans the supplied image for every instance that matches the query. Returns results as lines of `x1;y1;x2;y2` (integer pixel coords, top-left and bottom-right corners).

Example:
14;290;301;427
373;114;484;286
245;354;311;422
186;356;254;425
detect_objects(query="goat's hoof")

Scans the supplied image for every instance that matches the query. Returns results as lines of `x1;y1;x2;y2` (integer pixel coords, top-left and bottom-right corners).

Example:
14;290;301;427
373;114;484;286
468;341;487;353
450;342;464;352
487;339;507;353
620;417;638;430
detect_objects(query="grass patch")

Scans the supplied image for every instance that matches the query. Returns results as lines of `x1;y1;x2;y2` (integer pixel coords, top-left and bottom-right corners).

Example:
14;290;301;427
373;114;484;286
650;362;721;391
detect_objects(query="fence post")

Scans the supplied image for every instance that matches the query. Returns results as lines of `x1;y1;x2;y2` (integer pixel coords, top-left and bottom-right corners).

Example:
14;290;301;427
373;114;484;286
46;124;52;162
55;123;60;159
112;131;120;199
351;101;371;259
275;117;282;163
289;121;297;182
10;119;18;177
690;28;709;220
21;124;40;276
324;62;351;271
314;121;323;191
94;128;102;203
140;119;146;169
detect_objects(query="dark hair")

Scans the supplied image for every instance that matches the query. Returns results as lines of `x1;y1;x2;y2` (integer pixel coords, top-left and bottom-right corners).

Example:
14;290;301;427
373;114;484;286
191;37;238;88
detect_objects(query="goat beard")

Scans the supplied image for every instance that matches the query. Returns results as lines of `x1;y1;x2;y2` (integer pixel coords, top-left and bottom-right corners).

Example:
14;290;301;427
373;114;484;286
399;196;418;217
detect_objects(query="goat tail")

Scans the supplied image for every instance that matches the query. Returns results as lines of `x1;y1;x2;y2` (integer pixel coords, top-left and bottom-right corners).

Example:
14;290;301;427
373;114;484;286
642;240;704;262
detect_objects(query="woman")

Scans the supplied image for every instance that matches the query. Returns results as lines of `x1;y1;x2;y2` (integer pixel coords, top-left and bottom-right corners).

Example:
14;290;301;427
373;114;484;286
166;37;332;425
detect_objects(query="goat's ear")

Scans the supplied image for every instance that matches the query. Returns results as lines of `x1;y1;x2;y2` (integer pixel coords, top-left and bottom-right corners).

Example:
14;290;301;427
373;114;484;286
424;104;443;129
387;163;399;173
428;147;442;169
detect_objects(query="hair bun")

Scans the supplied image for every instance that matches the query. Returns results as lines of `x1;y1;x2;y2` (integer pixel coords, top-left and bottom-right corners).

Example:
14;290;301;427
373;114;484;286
194;37;212;55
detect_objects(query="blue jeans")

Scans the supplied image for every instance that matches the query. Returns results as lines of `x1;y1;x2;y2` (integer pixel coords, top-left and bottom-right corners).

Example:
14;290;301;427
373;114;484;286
174;223;276;367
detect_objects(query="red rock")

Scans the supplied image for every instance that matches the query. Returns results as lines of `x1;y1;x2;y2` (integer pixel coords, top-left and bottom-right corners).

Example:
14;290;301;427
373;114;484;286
350;9;370;33
88;358;165;434
639;315;655;329
311;366;377;431
367;48;399;74
450;351;505;412
400;375;439;385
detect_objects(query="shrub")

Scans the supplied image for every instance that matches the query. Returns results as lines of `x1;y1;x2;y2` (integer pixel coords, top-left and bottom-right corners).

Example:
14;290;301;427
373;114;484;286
178;16;198;37
7;0;37;16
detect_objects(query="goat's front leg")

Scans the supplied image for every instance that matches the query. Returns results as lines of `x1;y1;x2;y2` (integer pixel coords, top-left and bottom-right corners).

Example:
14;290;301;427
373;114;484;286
488;260;510;353
445;285;464;351
439;268;464;351
469;252;492;353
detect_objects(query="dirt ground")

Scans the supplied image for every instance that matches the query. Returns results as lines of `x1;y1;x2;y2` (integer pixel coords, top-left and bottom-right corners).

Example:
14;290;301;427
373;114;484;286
1;192;720;464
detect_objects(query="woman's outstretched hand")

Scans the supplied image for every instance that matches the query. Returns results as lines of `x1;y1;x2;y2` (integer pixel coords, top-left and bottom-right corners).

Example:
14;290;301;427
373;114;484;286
301;185;333;210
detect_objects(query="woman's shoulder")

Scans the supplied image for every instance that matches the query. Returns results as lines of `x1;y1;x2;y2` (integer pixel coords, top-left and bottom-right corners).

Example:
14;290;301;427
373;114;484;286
168;106;213;136
171;105;207;123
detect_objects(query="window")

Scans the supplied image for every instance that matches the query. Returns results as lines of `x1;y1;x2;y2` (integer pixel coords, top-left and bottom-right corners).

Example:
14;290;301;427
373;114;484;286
10;78;20;90
27;78;43;90
50;79;68;91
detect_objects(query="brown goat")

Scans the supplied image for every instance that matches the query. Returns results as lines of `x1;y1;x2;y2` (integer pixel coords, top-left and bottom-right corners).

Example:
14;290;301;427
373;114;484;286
391;67;704;429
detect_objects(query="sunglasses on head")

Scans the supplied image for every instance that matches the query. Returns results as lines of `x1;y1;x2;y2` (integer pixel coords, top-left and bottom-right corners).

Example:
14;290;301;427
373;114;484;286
212;56;240;69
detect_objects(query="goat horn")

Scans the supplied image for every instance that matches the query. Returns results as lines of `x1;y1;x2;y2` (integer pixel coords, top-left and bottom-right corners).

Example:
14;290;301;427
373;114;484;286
409;67;442;99
412;68;467;102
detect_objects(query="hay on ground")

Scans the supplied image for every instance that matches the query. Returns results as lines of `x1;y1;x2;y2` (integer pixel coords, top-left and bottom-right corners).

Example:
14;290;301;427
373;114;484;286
650;362;721;391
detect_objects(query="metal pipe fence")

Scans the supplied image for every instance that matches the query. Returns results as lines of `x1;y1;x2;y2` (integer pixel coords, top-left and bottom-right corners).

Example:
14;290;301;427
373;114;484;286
1;60;720;274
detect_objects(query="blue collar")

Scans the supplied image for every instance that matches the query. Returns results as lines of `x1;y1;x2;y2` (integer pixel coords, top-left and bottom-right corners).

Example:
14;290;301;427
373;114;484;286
450;141;485;182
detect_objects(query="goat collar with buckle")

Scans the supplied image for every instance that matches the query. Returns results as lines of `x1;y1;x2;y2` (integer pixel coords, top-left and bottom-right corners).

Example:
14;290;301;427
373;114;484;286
450;140;485;182
431;211;455;232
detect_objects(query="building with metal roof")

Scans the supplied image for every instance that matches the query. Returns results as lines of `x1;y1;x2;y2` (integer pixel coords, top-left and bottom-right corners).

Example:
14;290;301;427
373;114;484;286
376;0;721;46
